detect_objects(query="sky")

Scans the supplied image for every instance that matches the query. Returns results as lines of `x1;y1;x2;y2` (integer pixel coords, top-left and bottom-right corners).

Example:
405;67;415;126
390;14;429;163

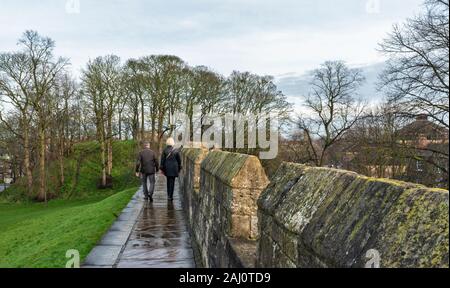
0;0;425;110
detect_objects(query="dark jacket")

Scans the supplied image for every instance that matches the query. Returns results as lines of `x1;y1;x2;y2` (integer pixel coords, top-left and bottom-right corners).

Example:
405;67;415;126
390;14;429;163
136;149;159;174
160;146;182;177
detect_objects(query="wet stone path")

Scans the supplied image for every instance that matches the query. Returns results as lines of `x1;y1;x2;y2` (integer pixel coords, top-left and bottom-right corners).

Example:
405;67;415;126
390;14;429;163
116;175;196;268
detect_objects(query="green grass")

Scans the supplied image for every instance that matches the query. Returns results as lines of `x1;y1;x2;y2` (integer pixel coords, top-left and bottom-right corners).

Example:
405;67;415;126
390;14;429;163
0;188;137;268
0;140;141;267
1;140;139;202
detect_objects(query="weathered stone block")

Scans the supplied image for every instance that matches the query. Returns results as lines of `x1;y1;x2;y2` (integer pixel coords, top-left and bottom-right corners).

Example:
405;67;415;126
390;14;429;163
256;232;275;267
257;162;450;268
231;215;251;238
181;149;269;267
250;215;259;239
231;188;258;215
365;187;449;268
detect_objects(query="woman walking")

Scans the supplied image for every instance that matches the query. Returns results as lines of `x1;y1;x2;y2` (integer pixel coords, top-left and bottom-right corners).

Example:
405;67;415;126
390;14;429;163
160;137;182;201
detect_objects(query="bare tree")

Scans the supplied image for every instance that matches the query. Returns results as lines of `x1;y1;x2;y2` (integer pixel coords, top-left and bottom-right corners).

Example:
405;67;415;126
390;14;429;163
81;55;124;187
1;31;299;200
136;55;187;152
51;74;77;188
82;58;108;188
224;71;291;153
124;59;147;141
379;0;449;128
341;105;410;178
101;56;123;176
20;31;68;202
184;66;226;140
0;113;24;184
0;52;34;196
378;0;449;187
297;61;366;166
0;31;68;202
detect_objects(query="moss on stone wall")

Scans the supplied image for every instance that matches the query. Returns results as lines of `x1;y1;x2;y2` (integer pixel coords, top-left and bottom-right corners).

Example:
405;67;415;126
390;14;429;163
181;149;269;267
201;151;248;186
182;150;448;268
257;162;449;268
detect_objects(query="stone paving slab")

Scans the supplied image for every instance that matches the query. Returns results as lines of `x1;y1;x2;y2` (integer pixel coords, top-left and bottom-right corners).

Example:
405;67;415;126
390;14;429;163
83;245;123;266
116;259;195;268
116;175;197;268
124;237;192;250
133;223;188;232
82;188;145;268
109;220;135;232
83;175;196;268
120;247;194;260
99;230;132;246
117;212;137;221
130;230;191;240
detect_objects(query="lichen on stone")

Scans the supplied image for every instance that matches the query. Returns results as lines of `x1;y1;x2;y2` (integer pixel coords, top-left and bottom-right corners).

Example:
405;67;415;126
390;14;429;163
256;162;449;268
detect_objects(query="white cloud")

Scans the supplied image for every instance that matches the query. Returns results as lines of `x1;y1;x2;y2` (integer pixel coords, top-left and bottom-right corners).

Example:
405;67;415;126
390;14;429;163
276;61;387;114
0;0;425;102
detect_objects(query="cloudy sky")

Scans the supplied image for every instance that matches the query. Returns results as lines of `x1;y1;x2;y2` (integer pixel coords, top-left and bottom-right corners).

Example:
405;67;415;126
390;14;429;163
0;0;425;109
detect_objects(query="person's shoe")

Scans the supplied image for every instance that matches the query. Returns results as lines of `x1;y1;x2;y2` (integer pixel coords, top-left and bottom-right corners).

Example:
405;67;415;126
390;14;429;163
144;196;149;201
149;197;153;202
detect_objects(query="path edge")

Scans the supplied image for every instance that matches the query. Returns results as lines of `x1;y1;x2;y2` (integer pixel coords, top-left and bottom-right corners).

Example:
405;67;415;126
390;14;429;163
81;187;144;268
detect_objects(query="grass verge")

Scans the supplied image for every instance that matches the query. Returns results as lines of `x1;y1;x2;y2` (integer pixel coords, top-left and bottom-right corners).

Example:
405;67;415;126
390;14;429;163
0;187;137;268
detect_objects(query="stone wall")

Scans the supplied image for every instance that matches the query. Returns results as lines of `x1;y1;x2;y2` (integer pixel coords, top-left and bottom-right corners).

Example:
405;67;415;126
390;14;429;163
180;149;449;268
257;162;449;268
179;148;209;228
179;148;269;267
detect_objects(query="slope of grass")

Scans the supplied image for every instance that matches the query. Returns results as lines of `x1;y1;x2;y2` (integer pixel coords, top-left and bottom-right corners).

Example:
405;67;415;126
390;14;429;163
0;140;141;267
0;188;136;268
1;140;139;202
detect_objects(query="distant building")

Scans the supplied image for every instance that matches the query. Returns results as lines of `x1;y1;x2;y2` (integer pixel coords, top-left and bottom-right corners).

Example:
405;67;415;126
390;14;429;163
397;115;449;187
339;115;448;188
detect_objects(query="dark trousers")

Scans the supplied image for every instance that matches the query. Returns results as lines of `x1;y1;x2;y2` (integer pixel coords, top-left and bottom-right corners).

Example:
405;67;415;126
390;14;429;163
166;176;176;199
142;173;156;198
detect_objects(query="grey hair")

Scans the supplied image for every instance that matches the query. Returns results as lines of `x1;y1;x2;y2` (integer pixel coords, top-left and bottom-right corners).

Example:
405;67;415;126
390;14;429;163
166;137;175;146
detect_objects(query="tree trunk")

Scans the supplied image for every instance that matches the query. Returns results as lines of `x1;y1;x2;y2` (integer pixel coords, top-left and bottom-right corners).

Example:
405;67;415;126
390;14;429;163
12;163;18;183
151;114;156;149
69;154;84;196
107;117;113;176
23;122;33;196
133;106;139;140
38;126;47;204
318;147;327;167
157;115;164;154
100;135;107;187
59;136;65;187
118;110;122;140
140;99;145;142
108;138;113;176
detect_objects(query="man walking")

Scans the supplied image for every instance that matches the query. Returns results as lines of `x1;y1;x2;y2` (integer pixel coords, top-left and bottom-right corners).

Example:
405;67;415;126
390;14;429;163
136;142;159;202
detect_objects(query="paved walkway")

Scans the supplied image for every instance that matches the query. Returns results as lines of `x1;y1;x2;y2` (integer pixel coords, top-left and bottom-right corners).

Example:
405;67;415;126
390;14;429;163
115;175;196;268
